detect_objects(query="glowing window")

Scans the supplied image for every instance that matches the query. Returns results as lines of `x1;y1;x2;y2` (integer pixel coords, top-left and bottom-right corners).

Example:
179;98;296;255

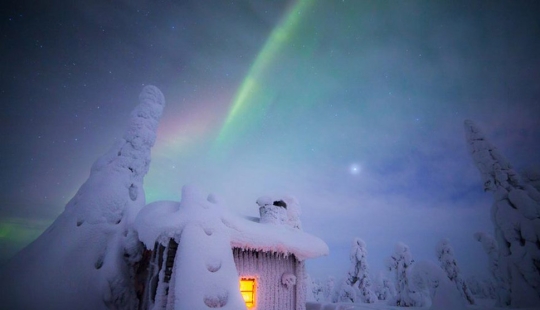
239;278;256;308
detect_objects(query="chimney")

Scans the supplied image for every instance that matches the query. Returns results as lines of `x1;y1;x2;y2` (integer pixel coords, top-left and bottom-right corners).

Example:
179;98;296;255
256;196;287;225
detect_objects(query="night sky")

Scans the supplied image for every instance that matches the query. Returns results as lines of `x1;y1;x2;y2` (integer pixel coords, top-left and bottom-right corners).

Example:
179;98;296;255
1;0;540;280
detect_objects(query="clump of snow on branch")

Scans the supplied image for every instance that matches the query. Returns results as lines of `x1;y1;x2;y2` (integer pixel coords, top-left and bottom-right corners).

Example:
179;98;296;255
464;120;540;307
435;238;475;305
0;86;165;309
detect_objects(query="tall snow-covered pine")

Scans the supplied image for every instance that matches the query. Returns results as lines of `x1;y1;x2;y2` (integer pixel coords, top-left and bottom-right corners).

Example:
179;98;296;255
0;86;165;309
464;120;540;307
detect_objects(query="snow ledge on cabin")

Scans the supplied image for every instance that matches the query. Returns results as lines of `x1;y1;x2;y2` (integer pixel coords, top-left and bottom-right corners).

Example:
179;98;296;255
134;186;329;261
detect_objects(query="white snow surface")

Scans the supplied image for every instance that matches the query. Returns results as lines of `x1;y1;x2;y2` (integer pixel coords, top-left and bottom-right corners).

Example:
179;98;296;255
163;186;246;310
135;189;329;261
0;85;165;310
307;299;539;310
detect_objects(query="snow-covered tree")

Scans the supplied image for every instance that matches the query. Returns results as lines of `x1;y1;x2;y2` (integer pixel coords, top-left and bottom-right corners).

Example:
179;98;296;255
474;231;511;305
305;274;315;302
0;86;165;309
346;238;376;303
309;277;324;302
522;166;540;192
337;280;357;303
435;238;475;304
466;275;497;299
386;242;425;307
410;260;465;310
465;120;540;307
323;276;335;303
373;273;396;301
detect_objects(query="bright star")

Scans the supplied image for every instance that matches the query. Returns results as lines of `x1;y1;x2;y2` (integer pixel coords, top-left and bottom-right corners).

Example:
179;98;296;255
349;163;361;175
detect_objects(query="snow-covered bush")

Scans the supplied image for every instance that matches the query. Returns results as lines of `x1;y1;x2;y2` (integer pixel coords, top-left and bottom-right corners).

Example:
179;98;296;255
465;120;540;307
346;238;376;303
386;242;425;307
435;238;475;304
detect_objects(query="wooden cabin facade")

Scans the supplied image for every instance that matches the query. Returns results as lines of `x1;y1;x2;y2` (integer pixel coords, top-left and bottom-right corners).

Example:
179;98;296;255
233;249;306;310
137;244;308;310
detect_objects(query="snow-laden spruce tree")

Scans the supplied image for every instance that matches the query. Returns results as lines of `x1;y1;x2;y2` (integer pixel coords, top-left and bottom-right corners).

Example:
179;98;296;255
0;86;165;309
324;276;336;303
346;238;376;303
309;277;324;302
337;280;357;303
465;120;540;307
410;260;465;310
435;238;475;305
386;242;425;306
474;231;511;305
373;273;396;301
522;166;540;193
466;275;497;299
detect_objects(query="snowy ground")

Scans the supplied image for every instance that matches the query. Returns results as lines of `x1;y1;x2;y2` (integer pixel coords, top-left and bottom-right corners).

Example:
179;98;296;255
307;298;538;310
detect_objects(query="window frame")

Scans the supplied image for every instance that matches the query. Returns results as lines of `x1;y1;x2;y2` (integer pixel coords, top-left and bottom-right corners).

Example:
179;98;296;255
239;277;257;308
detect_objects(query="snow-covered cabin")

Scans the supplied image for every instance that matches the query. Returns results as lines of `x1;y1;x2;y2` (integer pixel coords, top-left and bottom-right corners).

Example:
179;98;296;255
134;186;328;310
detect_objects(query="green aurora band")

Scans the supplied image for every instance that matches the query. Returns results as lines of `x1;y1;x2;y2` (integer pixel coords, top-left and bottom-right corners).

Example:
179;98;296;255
212;0;314;156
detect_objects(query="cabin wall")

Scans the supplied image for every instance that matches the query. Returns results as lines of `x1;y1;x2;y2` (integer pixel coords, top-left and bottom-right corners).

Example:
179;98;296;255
233;248;306;310
139;240;177;310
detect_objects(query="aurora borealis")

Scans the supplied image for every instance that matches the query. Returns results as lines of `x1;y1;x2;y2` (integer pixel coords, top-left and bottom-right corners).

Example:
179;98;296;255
2;0;540;280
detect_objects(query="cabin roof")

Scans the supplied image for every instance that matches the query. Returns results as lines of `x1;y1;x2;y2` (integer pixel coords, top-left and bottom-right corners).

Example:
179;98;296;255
134;188;328;261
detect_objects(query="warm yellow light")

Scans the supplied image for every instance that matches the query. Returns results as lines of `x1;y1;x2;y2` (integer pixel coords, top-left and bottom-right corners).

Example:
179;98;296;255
239;278;256;308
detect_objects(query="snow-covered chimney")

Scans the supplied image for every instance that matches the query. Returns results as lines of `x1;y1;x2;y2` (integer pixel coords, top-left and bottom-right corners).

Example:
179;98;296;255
256;196;287;225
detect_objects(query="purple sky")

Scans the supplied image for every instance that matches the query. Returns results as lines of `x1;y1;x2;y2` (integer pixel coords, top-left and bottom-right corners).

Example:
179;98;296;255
1;0;540;281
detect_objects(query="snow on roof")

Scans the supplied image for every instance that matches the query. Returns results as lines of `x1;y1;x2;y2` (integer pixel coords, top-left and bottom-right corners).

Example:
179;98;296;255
135;186;329;261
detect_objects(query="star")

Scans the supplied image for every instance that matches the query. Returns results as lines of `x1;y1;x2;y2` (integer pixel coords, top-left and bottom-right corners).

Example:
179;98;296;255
349;163;361;175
